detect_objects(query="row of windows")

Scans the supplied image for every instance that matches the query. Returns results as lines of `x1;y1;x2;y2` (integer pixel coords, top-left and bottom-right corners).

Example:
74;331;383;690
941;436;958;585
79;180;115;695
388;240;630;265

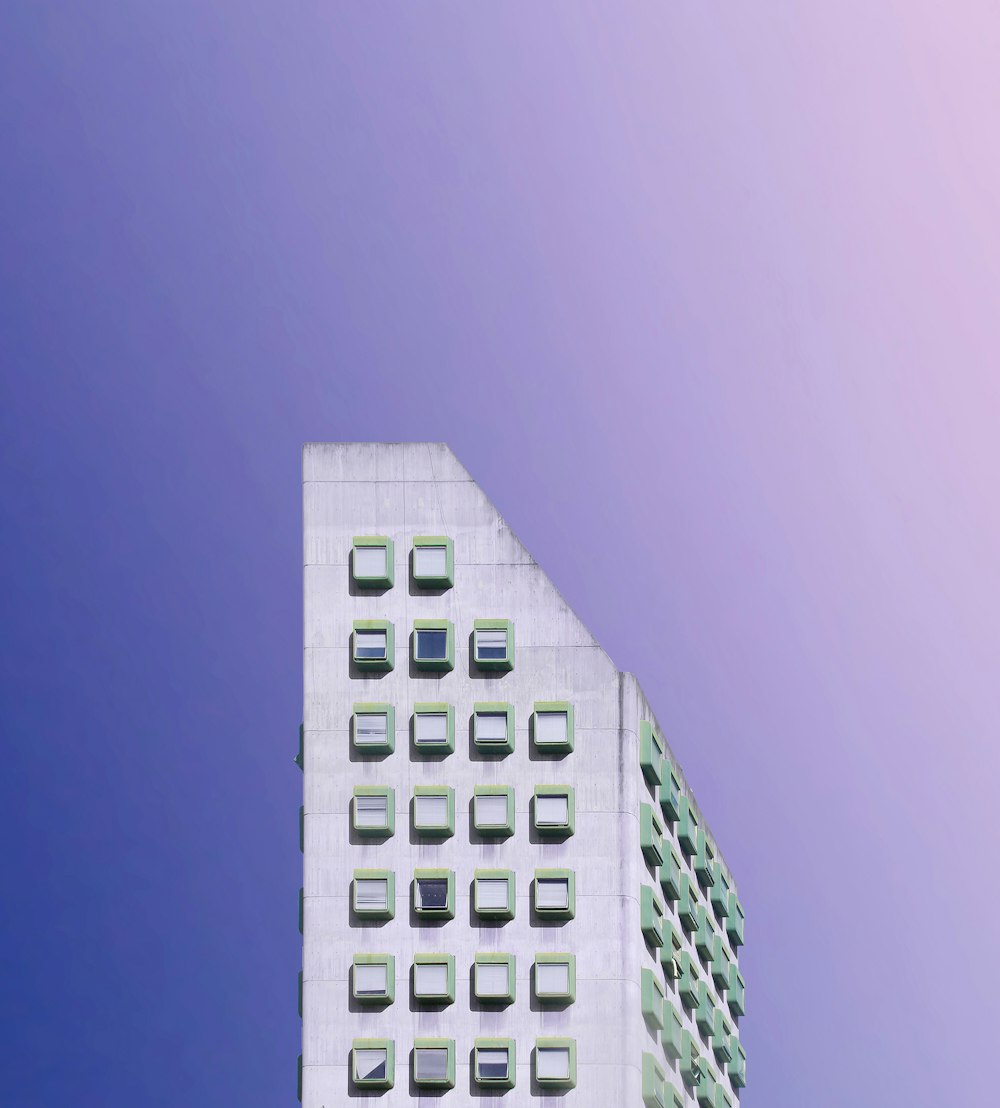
349;784;573;839
346;1036;576;1090
351;535;455;591
351;619;514;672
346;952;575;1006
349;701;574;756
348;868;575;921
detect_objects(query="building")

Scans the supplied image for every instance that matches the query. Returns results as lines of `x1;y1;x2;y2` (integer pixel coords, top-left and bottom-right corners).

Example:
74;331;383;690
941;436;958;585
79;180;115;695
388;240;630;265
299;442;746;1106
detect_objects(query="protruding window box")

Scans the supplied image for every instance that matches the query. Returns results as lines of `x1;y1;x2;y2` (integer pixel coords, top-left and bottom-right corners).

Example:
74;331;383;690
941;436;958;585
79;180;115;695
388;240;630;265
640;885;665;948
659;847;682;901
711;865;731;919
712;1012;733;1064
660;922;683;980
411;536;454;589
352;703;394;756
533;953;575;1005
728;967;746;1020
659;762;682;822
412;619;454;672
533;869;575;920
412;1038;455;1088
411;786;454;838
696;981;714;1037
641;803;665;867
716;1083;735;1108
352;786;394;837
729;1040;747;1088
642;1051;666;1108
352;870;394;920
352;1039;394;1090
351;536;393;589
533;785;575;838
640;720;665;786
472;619;514;671
678;798;699;858
473;1039;515;1089
474;954;516;1004
668;1084;686;1108
678;875;700;933
695;1068;717;1108
412;869;455;919
695;830;716;887
473;703;514;755
412;954;455;1004
352;620;394;671
679;953;701;1010
473;870;516;921
681;1032;703;1089
726;895;745;949
663;1002;684;1061
352;954;394;1005
411;703;454;755
535;1038;576;1089
531;701;574;754
711;935;730;992
641;967;666;1030
472;786;514;838
696;907;715;960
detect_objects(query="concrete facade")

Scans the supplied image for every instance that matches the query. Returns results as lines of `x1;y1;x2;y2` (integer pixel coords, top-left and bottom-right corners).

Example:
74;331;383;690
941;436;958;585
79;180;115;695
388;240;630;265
300;443;744;1107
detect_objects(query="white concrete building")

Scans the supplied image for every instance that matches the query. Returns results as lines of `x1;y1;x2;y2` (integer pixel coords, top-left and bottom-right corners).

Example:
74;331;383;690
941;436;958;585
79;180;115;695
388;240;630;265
299;442;745;1107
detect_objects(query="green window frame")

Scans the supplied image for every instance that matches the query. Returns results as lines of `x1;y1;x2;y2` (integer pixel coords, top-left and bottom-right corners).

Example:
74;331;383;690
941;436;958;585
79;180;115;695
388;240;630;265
472;618;514;671
695;830;716;887
472;785;515;838
411;786;455;838
352;619;394;672
531;701;574;754
726;894;745;948
678;875;701;933
412;1038;456;1088
352;786;394;837
681;1032;703;1089
351;536;394;589
642;1051;666;1108
411;536;454;589
535;1037;576;1089
352;869;395;920
532;868;575;919
729;1040;747;1088
411;619;455;672
711;864;731;918
679;952;701;1010
663;1001;684;1061
717;1083;735;1108
728;967;745;1020
352;703;394;756
668;1084;686;1108
696;906;715;960
712;1012;734;1063
696;1066;717;1108
696;981;714;1037
412;954;456;1004
661;922;683;979
473;953;516;1004
473;869;516;920
641;802;665;866
351;1038;394;1089
640;720;665;786
640;884;665;948
659;846;682;901
711;934;730;991
659;761;682;822
533;785;575;838
678;797;699;857
412;868;455;919
641;967;666;1030
473;702;514;755
411;703;454;755
473;1038;516;1088
533;953;576;1004
351;954;394;1005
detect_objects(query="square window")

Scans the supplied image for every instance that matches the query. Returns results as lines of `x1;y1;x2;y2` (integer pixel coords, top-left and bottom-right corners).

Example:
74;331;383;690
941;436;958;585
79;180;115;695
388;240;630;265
536;879;569;910
354;963;387;996
472;619;514;671
535;1038;576;1087
640;720;665;786
355;630;386;659
352;1039;394;1088
476;713;507;741
353;872;393;918
353;621;393;671
475;793;506;825
475;628;508;659
413;1043;452;1086
534;954;575;1003
352;537;393;588
533;786;574;837
413;960;451;999
478;1049;508;1079
411;536;454;588
536;711;568;744
473;1040;515;1087
413;545;448;579
413;870;454;918
475;960;512;998
473;871;515;919
352;788;393;836
416;713;448;744
416;879;448;909
473;704;514;754
412;704;454;754
354;545;387;578
412;620;454;671
412;788;454;837
414;794;447;826
354;710;389;748
537;795;568;823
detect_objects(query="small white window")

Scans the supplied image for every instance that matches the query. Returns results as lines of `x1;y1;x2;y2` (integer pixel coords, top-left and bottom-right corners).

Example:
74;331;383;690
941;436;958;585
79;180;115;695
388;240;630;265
475;794;508;826
535;710;568;744
416;878;449;910
414;962;449;995
414;1047;448;1081
354;546;388;578
415;627;448;660
355;1047;388;1081
536;961;570;994
414;712;448;745
476;962;510;996
354;963;388;995
355;713;388;745
536;878;569;910
477;1048;509;1080
355;879;388;911
355;794;388;828
537;1047;571;1081
475;628;508;660
414;794;449;828
475;712;508;743
414;545;448;578
475;878;509;912
355;629;387;660
536;794;569;825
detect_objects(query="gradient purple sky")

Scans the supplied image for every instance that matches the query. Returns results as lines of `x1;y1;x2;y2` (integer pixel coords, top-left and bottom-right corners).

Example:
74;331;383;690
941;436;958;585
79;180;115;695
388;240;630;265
2;4;999;1105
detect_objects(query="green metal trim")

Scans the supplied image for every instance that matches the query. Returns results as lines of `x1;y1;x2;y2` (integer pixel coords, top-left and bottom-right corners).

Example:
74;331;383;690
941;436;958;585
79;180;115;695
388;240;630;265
411;702;455;755
410;535;454;589
729;1039;747;1088
412;868;455;919
712;1011;733;1063
533;952;576;1004
696;981;714;1037
695;830;716;887
711;934;730;991
640;884;665;948
641;967;666;1030
659;846;682;901
716;1082;735;1108
642;1050;666;1107
660;922;683;979
659;761;681;822
711;864;731;918
681;1032;703;1088
678;797;699;857
412;953;456;1004
351;785;395;837
532;784;575;838
726;894;745;948
351;619;394;671
535;1037;576;1089
696;907;715;960
351;1038;394;1089
640;721;665;786
411;618;455;672
412;1038;456;1088
678;874;701;933
663;1001;684;1061
351;869;395;920
411;785;455;838
679;952;701;1010
351;953;395;1005
668;1083;686;1108
473;869;516;920
641;802;665;866
472;785;515;838
473;952;516;1004
351;535;394;589
472;618;514;671
728;966;746;1019
531;701;574;754
473;1038;516;1088
351;703;395;756
696;1066;717;1108
532;868;575;919
473;702;515;755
